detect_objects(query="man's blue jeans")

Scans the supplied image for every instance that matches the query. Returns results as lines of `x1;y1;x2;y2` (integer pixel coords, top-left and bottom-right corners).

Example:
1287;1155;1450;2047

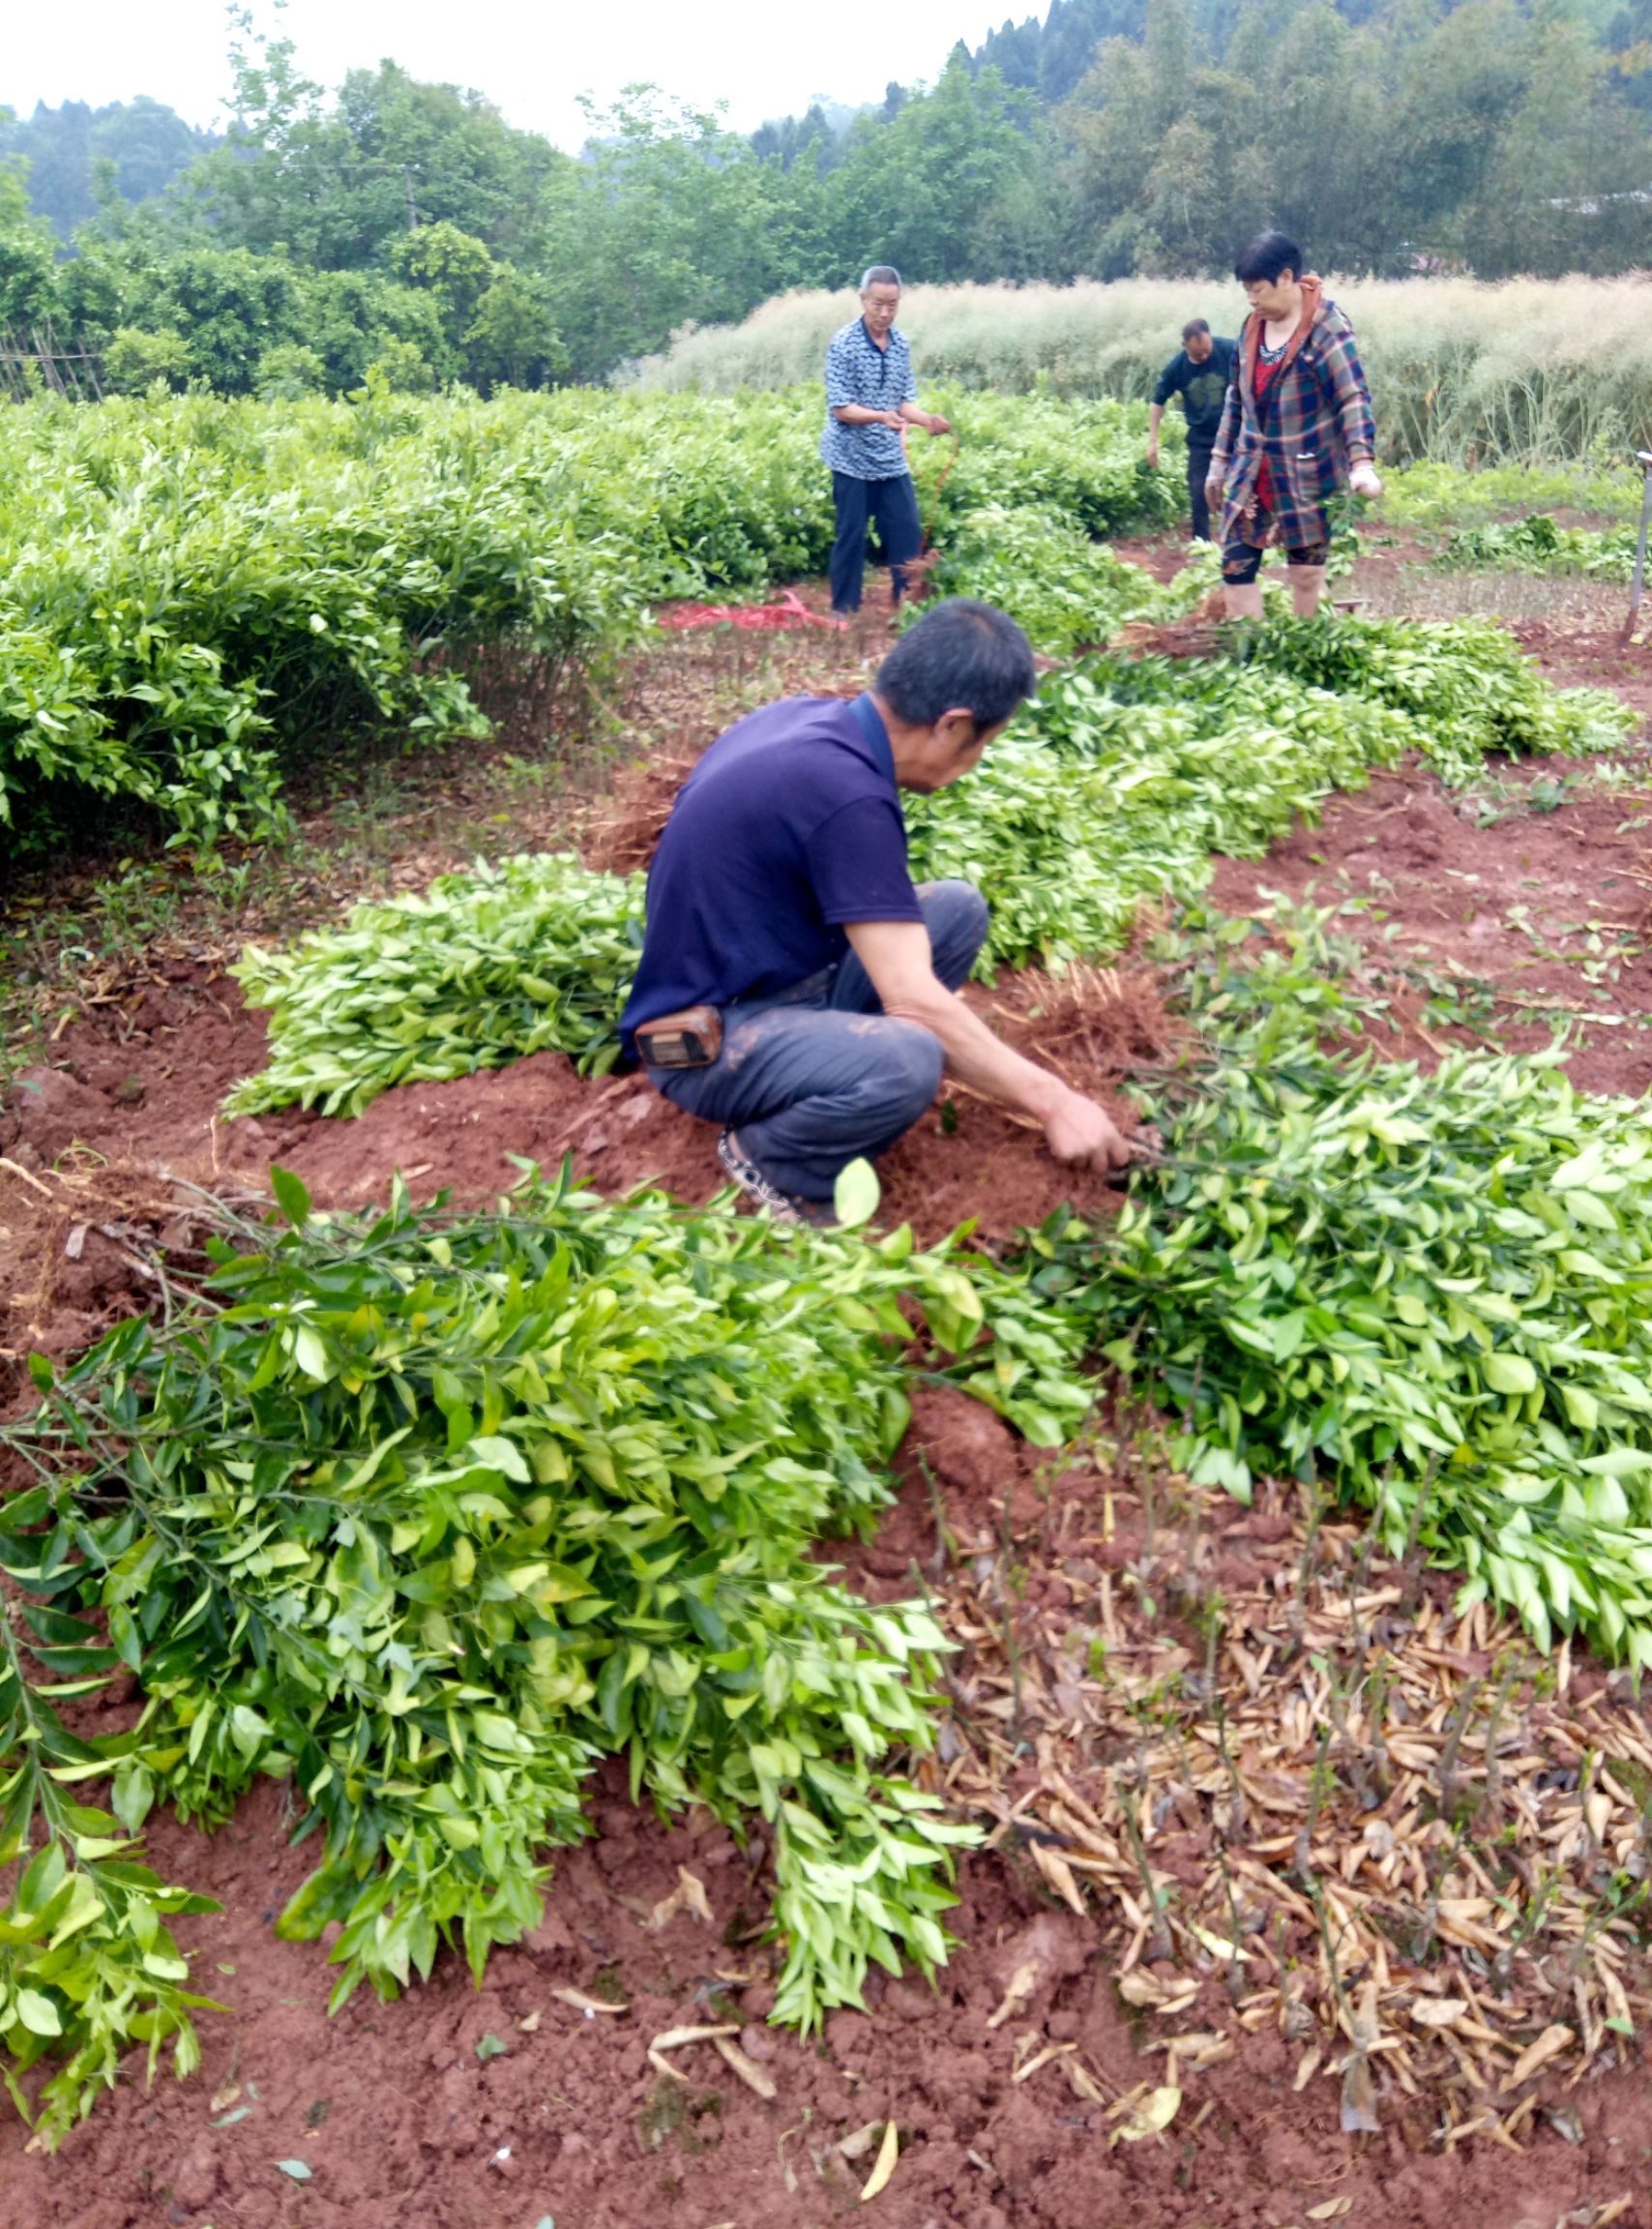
648;880;989;1201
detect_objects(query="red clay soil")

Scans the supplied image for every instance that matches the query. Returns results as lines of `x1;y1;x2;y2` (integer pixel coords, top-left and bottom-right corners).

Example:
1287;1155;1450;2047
1511;621;1652;720
6;591;1652;2227
6;1391;1651;2229
1206;754;1652;1096
0;962;1162;1382
0;686;1174;1369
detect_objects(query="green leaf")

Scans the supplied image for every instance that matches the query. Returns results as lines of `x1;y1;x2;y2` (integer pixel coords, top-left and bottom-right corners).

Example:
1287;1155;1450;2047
834;1158;881;1231
1484;1353;1538;1396
291;1325;329;1380
270;1165;312;1228
15;1989;62;2037
1581;1449;1652;1479
1561;1385;1600;1432
276;2158;313;2182
467;1435;531;1484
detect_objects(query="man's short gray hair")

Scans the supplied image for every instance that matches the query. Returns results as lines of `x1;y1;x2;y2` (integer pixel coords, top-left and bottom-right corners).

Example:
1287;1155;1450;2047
859;264;902;293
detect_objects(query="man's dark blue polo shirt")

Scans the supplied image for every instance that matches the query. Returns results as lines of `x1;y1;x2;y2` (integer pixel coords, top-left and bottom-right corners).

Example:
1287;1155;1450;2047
619;693;923;1050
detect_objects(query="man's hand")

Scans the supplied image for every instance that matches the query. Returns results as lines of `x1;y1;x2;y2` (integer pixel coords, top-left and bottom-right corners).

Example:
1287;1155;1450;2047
1349;461;1383;499
1146;437;1160;469
924;412;952;437
1043;1088;1132;1173
845;918;1136;1178
882;410;907;431
1205;472;1224;513
842;913;1141;1185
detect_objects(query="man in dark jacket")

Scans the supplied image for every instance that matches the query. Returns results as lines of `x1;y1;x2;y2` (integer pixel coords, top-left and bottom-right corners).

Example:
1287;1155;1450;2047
1147;318;1237;542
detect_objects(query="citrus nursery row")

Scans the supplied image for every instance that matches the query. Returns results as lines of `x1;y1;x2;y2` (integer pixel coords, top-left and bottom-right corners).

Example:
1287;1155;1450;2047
15;881;1652;2141
5;383;1649;2145
1434;512;1641;582
0;382;1179;859
0;1171;1082;2140
228;610;1631;1118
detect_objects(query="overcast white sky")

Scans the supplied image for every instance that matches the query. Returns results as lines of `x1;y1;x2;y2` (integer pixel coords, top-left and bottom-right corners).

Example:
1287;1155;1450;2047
4;0;1022;148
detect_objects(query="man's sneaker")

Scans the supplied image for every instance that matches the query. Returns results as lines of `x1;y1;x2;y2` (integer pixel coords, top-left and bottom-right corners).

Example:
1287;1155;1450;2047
717;1129;837;1228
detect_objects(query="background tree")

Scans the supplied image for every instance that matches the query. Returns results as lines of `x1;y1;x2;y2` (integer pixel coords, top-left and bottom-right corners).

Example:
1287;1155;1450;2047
534;90;806;381
0;99;213;239
828;57;1050;282
0;156;62;330
5;0;1650;391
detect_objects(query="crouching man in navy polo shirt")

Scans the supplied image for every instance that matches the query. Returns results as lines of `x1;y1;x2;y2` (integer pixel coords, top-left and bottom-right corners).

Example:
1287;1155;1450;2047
619;599;1132;1225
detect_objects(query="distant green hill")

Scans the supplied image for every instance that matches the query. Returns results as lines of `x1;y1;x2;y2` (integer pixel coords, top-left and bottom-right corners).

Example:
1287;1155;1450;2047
0;98;218;238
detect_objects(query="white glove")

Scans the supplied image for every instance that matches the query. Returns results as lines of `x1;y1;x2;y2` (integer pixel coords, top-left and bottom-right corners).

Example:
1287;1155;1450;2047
1349;461;1383;499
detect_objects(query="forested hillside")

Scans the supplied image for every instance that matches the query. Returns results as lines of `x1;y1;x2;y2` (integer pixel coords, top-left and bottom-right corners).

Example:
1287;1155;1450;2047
0;99;216;238
2;0;1649;395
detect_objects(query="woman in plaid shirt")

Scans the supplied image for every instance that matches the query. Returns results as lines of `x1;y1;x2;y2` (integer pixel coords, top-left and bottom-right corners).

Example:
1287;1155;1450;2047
1205;230;1382;621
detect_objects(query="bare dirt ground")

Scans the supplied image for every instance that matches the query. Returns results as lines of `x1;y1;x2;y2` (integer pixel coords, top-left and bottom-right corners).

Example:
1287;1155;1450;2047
4;551;1652;2229
6;1388;1652;2229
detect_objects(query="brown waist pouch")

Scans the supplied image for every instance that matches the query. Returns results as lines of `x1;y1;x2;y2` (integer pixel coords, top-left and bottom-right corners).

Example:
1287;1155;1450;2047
634;1005;723;1069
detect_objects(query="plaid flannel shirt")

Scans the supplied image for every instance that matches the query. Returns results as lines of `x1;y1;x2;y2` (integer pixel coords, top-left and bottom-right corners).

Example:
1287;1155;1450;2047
1209;296;1375;550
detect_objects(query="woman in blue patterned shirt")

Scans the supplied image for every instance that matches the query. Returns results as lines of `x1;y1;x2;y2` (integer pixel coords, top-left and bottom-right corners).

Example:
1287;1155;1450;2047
821;266;953;616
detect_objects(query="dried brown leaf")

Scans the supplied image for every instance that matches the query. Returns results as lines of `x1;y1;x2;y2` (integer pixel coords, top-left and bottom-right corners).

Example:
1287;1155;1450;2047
1118;1970;1173;2008
1111;2085;1182;2144
713;2034;778;2101
987;1961;1042;2031
859;2119;900;2203
650;2023;739;2052
1408;1999;1468;2030
644;1865;715;1932
1014;2042;1077;2084
1503;2024;1574;2090
1340;2054;1380;2135
1029;1837;1088;1918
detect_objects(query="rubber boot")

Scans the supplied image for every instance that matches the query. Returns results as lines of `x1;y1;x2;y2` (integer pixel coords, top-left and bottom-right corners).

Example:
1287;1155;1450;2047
1289;564;1328;620
1222;581;1265;622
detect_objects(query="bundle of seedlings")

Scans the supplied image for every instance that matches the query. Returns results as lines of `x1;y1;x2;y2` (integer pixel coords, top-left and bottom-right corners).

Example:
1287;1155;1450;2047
218;613;1633;1124
1033;908;1652;1667
915;503;1216;654
909;615;1632;972
228;852;646;1117
0;1167;1093;2140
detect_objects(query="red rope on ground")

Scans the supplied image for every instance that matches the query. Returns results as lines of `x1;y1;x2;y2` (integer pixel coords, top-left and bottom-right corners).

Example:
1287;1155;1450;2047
657;588;847;634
